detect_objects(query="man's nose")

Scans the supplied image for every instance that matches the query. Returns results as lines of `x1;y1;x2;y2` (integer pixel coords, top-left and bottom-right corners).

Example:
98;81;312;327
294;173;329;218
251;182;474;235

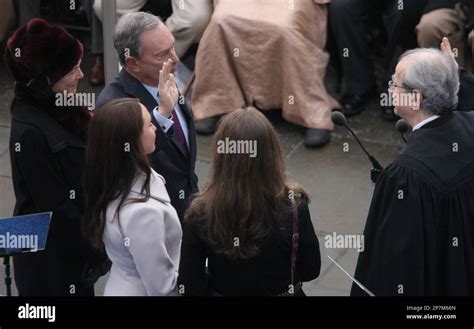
170;48;179;63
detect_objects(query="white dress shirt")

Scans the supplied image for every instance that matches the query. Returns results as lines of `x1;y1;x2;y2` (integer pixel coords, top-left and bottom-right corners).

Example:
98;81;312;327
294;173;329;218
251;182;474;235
412;115;440;131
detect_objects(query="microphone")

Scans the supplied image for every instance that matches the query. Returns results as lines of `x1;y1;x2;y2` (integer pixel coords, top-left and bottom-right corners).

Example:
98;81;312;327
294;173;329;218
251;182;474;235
331;111;348;127
396;119;409;144
331;111;383;183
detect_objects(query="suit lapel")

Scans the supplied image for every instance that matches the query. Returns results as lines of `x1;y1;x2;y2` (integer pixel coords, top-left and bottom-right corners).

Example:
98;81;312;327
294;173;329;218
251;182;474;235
177;93;193;121
120;70;158;111
178;100;196;162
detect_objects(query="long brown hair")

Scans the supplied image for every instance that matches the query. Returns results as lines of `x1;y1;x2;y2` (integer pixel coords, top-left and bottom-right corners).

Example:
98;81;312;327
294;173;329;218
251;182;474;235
82;98;151;250
185;107;308;259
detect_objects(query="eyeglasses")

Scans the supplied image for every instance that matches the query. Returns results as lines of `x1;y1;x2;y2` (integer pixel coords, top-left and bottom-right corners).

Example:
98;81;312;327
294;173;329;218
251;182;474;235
388;76;413;91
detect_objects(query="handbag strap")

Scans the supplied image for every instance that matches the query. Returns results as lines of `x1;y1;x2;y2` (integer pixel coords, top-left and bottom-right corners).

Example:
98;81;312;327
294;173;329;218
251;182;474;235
290;198;299;291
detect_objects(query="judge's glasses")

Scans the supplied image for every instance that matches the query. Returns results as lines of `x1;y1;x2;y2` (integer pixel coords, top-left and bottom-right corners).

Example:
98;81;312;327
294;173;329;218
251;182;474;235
388;76;413;91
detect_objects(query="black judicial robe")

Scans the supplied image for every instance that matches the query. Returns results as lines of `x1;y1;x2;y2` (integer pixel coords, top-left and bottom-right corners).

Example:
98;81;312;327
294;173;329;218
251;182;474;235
458;68;474;112
351;111;474;296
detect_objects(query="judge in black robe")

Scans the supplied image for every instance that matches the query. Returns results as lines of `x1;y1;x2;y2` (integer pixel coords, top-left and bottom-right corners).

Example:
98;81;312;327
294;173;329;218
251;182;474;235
458;67;474;111
351;47;474;296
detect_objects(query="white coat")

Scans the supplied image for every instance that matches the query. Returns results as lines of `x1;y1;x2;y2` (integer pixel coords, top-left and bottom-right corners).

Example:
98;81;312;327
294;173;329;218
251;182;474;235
103;169;182;296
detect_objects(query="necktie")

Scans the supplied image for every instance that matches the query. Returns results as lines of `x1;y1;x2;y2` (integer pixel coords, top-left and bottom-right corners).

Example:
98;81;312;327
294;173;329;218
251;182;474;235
171;108;189;155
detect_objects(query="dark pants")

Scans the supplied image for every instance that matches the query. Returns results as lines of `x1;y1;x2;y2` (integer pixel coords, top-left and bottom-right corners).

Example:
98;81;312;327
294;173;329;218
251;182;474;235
329;0;428;95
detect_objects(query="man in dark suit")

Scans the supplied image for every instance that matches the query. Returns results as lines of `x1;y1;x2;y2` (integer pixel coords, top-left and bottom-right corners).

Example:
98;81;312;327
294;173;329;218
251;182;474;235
95;12;198;221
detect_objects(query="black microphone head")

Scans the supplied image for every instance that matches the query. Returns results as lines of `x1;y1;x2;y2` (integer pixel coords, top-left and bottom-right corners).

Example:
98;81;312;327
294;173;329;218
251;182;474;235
331;111;347;127
396;119;409;134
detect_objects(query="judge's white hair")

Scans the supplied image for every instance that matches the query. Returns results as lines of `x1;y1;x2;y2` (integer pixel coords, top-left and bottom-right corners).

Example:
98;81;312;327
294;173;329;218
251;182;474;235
399;48;459;116
114;12;162;66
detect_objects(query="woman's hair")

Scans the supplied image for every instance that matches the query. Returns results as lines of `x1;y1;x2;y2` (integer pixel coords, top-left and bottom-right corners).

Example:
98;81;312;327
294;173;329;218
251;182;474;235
82;98;151;250
185;107;308;259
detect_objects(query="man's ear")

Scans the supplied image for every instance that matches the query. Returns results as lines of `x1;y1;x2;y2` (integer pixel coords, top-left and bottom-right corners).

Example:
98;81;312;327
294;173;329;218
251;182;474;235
125;56;141;74
411;90;423;111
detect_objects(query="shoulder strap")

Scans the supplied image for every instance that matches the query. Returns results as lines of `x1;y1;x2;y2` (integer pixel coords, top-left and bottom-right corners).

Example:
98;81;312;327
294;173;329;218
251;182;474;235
290;199;299;290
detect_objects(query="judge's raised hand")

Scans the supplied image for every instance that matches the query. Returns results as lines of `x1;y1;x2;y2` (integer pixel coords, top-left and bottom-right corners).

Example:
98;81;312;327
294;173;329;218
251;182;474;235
158;59;179;118
440;37;459;70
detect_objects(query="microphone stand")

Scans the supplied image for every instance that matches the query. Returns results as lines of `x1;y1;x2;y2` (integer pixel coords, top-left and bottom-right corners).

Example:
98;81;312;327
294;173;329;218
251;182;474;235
343;124;383;184
400;133;407;144
0;249;12;297
3;255;11;297
332;111;384;184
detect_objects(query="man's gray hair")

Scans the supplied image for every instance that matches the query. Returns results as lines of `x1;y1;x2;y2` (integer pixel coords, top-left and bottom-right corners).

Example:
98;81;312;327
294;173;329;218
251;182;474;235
114;12;162;66
399;48;459;115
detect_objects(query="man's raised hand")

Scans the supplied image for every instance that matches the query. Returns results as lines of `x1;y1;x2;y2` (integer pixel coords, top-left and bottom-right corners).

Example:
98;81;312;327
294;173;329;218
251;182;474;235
158;59;179;118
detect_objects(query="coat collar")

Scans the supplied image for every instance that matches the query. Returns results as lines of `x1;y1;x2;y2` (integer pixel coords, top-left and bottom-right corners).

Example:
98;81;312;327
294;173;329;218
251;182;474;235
130;169;171;204
11;99;86;152
119;69;158;111
416;111;454;131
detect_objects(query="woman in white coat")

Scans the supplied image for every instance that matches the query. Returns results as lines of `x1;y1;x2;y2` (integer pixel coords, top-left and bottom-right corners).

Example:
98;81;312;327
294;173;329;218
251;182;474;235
82;97;182;296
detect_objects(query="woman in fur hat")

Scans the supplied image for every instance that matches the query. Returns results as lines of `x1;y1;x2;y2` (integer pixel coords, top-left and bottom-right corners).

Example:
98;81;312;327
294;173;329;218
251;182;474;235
4;18;103;296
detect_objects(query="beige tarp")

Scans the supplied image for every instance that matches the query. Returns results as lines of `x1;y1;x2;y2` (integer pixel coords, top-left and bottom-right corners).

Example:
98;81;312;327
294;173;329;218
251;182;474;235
191;0;340;129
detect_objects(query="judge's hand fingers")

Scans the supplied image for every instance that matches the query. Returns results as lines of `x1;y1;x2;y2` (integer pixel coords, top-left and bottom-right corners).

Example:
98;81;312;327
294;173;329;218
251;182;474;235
441;37;459;69
441;37;451;54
